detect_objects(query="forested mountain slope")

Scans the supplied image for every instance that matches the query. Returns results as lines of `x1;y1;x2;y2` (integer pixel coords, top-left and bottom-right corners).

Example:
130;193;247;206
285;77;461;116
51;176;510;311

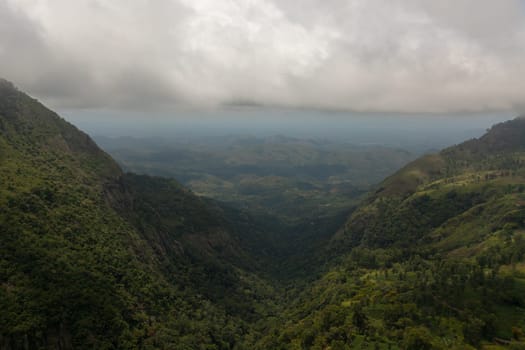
335;117;525;251
257;118;525;349
2;78;525;350
0;79;273;349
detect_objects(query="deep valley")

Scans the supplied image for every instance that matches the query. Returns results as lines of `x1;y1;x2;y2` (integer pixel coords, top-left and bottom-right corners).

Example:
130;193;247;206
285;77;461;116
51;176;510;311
1;80;525;349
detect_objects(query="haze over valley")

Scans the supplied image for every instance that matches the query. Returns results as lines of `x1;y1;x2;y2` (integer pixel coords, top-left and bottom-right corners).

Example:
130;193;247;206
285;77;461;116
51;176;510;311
2;1;525;349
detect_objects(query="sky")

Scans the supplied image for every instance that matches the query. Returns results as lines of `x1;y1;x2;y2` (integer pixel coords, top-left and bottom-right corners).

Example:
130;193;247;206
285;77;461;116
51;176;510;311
1;0;525;114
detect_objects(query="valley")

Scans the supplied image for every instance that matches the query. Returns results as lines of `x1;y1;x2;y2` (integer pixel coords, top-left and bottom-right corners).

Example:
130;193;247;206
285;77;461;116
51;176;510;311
94;134;416;277
4;2;525;349
1;80;524;349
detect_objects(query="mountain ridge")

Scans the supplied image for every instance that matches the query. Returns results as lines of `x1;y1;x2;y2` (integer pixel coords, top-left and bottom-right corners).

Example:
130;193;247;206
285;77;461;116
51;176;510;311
0;79;272;349
261;117;525;348
331;116;525;250
2;79;525;349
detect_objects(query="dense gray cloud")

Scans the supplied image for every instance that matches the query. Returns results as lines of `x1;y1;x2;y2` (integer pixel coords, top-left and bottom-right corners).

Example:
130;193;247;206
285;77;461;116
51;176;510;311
1;0;525;113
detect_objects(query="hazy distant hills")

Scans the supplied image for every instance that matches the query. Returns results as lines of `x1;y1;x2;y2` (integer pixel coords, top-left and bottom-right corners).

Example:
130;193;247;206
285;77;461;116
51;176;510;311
95;134;415;190
95;133;416;277
1;79;525;349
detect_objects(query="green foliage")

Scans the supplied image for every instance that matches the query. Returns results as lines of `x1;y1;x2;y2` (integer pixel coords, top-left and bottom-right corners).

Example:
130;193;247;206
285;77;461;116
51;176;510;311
0;80;266;349
96;133;415;277
2;79;525;349
256;118;525;349
402;326;434;350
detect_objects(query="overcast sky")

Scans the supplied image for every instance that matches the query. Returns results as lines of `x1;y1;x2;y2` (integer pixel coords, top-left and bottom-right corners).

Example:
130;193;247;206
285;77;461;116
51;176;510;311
2;0;525;113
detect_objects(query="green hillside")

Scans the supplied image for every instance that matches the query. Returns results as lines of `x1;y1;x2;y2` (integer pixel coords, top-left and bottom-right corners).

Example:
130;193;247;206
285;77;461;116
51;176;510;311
2;78;525;349
0;79;274;349
336;117;525;250
258;118;525;349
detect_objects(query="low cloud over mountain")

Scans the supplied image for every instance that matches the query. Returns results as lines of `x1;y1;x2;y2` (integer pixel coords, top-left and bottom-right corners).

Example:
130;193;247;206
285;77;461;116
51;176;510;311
2;0;525;113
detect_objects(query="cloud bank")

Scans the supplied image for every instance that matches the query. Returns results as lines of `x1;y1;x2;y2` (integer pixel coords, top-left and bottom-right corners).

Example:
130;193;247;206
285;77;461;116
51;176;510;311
2;0;525;113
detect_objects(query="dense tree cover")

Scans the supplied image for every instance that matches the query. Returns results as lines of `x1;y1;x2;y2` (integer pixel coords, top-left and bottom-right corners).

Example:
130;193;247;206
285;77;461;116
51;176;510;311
1;79;525;349
96;133;415;278
0;80;275;349
255;245;525;349
257;118;525;349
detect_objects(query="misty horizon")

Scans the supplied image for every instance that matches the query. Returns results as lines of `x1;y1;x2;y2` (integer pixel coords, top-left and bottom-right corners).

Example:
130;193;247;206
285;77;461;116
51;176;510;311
59;107;513;153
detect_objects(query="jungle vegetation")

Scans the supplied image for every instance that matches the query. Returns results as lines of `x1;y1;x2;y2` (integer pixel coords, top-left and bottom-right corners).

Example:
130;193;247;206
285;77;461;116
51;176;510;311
1;79;524;349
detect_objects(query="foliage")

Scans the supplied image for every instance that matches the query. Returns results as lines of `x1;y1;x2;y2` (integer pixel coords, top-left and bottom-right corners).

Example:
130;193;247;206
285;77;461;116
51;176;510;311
2;79;525;349
0;79;269;349
259;117;525;349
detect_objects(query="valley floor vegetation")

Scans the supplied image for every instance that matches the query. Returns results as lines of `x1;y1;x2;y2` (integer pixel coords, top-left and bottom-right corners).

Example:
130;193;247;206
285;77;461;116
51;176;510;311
1;79;524;349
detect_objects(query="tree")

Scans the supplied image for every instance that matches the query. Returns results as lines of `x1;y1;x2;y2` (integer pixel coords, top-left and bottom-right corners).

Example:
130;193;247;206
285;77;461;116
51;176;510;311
351;305;368;333
402;326;434;350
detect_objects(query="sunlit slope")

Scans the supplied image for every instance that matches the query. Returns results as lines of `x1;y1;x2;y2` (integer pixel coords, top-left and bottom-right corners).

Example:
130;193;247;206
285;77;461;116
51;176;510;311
255;118;525;349
335;117;525;251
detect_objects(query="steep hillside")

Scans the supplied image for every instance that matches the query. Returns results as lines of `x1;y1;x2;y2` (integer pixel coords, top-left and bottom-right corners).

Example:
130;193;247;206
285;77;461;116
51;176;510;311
335;117;525;250
3;78;525;349
0;80;272;349
257;118;525;349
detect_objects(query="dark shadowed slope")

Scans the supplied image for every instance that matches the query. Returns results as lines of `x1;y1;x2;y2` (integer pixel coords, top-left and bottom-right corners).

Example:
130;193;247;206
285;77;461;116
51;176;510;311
0;79;274;349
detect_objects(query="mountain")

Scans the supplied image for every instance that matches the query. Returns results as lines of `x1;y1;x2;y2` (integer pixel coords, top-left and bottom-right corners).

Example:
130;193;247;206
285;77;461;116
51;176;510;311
258;118;525;349
335;117;525;251
0;79;273;349
2;78;525;349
